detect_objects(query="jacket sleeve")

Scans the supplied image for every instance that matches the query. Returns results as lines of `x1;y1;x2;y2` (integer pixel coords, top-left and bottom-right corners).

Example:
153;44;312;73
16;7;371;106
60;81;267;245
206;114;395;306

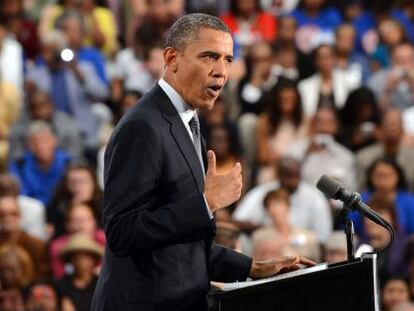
209;243;252;283
103;119;215;256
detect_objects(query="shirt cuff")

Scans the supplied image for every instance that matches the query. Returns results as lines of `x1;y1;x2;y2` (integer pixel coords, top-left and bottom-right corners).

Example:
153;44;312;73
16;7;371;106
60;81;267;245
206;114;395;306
203;195;214;220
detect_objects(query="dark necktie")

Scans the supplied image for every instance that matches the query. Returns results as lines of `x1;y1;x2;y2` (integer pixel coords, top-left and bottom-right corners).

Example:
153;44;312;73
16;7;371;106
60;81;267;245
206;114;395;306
189;112;205;172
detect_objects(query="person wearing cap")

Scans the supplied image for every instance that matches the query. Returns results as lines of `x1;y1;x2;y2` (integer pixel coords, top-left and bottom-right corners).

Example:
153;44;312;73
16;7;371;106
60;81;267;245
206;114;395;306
57;233;103;311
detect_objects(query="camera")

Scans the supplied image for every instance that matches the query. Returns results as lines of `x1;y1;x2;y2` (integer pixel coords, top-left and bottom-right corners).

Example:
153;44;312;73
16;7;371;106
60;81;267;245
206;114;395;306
54;48;75;63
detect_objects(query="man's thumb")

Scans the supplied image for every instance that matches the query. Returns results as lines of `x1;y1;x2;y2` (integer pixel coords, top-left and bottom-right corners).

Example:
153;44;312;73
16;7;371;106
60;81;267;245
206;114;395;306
207;150;216;175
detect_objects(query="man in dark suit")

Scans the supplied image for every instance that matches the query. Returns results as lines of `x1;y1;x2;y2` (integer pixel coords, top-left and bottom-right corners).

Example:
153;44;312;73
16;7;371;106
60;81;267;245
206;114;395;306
91;13;314;311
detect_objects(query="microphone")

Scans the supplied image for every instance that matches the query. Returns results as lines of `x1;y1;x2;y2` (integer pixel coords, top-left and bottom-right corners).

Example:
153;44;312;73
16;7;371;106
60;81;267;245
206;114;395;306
316;175;386;227
316;175;395;252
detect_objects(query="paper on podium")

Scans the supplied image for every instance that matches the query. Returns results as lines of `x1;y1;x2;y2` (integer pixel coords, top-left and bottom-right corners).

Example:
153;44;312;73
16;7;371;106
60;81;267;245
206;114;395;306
221;263;328;291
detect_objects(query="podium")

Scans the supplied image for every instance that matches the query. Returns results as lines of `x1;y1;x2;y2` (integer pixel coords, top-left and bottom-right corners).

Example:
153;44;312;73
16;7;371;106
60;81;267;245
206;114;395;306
210;254;379;311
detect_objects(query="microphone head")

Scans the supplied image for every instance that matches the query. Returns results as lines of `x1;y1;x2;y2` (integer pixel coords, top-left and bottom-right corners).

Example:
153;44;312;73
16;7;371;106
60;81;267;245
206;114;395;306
316;175;342;199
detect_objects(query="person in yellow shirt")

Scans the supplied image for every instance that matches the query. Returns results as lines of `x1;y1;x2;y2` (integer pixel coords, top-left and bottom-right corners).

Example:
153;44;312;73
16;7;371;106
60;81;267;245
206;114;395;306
0;82;21;171
39;0;117;57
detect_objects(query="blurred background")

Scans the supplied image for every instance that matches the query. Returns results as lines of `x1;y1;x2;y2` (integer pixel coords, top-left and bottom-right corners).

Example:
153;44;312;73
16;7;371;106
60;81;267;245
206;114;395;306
0;0;414;310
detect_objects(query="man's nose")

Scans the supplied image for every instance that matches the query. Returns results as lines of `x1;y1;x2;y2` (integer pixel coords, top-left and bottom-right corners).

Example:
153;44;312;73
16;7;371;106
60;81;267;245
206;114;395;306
212;58;227;78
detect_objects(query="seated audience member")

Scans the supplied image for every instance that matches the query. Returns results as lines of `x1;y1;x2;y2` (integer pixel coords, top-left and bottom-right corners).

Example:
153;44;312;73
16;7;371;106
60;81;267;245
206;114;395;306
200;95;240;145
356;109;414;191
351;158;414;238
353;0;414;55
237;41;274;116
0;174;46;240
0;19;23;96
199;94;242;163
251;227;286;261
368;43;414;111
49;203;105;279
323;231;347;264
0;0;39;60
361;194;408;283
9;121;71;205
207;125;250;205
0;288;25;311
298;44;360;118
58;233;103;311
371;18;408;70
233;156;332;242
263;188;320;262
236;40;274;165
275;15;314;80
214;222;242;252
220;0;276;49
382;277;412;311
0;79;21;171
54;10;108;85
0;244;34;290
26;30;108;150
334;23;370;83
111;25;162;104
338;87;381;152
39;0;117;58
48;161;103;237
270;44;300;83
9;90;83;162
0;196;49;278
25;280;75;311
288;106;356;190
256;79;308;183
289;0;342;54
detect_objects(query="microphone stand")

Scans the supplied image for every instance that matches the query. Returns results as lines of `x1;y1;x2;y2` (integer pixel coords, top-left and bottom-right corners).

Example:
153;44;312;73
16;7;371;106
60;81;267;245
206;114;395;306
335;192;396;260
345;218;355;261
336;205;355;261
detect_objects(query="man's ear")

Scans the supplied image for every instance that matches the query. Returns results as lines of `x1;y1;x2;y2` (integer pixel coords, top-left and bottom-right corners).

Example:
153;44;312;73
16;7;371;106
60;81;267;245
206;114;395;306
164;47;178;73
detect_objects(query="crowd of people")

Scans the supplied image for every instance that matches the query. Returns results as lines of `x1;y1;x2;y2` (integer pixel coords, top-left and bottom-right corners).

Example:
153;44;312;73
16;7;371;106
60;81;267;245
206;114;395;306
0;0;414;310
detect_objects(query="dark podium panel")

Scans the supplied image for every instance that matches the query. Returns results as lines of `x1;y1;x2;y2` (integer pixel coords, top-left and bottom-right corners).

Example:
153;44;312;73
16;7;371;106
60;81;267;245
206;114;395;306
212;254;379;311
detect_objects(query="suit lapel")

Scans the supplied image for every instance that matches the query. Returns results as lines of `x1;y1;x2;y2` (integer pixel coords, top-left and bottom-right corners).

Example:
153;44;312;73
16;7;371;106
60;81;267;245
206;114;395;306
150;85;205;192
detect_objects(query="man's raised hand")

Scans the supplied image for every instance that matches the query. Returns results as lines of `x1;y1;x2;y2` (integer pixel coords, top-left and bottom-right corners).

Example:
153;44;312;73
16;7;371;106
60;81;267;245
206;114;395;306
204;150;242;213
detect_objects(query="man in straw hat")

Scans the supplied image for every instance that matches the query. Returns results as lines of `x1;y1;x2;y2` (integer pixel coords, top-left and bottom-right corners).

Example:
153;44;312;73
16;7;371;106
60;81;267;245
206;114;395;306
58;233;103;311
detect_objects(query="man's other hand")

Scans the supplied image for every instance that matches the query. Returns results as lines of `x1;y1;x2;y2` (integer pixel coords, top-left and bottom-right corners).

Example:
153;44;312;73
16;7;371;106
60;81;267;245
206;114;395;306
204;150;242;212
249;256;316;280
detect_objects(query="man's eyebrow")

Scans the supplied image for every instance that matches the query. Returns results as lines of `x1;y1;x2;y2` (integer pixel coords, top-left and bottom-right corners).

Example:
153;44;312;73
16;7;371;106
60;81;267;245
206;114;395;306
198;51;234;61
198;51;220;57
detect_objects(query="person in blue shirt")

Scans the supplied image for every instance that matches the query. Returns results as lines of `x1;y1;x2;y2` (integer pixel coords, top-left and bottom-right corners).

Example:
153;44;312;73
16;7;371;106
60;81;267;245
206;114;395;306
349;157;414;237
289;0;343;53
9;121;71;205
55;10;108;85
353;0;414;54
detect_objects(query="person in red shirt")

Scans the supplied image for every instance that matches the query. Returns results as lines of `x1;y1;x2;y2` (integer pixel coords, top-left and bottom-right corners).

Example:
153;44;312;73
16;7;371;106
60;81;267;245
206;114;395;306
221;0;277;50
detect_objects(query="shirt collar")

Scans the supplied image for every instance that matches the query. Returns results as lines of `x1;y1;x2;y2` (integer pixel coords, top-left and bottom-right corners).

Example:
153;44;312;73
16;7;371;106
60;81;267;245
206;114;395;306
158;78;195;124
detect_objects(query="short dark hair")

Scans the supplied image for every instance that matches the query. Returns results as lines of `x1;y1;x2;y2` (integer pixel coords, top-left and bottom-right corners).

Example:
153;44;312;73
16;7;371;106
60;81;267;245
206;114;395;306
165;13;231;51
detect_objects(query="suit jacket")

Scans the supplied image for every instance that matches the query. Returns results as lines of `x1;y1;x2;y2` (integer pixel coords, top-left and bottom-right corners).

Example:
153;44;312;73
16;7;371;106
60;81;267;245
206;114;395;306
91;85;252;311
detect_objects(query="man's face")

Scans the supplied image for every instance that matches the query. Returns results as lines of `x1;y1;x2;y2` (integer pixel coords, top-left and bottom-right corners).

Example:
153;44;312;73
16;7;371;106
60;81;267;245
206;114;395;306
29;95;53;120
336;26;355;53
28;130;57;164
0;197;21;234
167;28;233;110
313;108;338;136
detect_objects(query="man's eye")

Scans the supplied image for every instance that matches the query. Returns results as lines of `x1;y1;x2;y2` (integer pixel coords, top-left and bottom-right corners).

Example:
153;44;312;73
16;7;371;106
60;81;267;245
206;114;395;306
206;55;216;60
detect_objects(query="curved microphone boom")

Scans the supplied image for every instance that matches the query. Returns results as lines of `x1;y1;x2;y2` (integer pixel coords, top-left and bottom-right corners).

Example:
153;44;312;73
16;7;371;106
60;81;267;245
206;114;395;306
316;175;396;254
